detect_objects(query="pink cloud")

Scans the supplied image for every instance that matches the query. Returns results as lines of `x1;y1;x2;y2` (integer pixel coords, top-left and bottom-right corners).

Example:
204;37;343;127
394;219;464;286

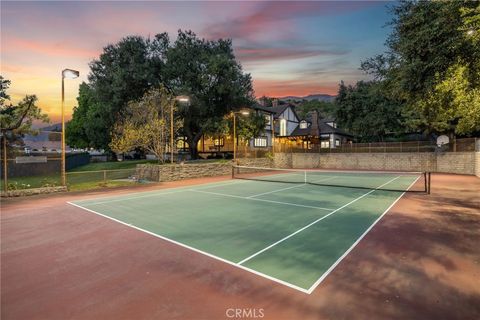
236;46;348;62
205;1;378;41
4;37;99;59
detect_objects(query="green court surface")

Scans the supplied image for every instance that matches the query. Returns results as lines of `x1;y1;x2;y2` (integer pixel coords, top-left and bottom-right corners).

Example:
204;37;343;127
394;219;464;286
69;170;423;294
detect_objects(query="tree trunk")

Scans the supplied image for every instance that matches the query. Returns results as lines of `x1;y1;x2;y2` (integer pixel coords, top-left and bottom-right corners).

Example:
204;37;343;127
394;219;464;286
188;143;199;160
185;126;203;160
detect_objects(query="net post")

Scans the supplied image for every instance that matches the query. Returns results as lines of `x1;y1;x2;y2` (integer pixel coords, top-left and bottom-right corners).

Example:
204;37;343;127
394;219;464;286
103;170;107;184
304;170;307;184
428;172;431;194
424;172;427;193
231;165;234;179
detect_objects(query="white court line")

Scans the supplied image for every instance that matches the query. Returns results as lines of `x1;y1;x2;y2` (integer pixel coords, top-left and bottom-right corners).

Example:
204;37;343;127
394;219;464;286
246;175;338;199
189;189;333;211
67;174;418;295
83;189;189;206
74;179;250;206
247;183;307;198
67;201;310;294
237;175;402;265
306;175;421;294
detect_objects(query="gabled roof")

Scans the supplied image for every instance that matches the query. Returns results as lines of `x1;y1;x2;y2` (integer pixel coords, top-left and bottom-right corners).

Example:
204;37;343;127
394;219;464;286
251;104;276;114
290;116;353;137
252;103;299;120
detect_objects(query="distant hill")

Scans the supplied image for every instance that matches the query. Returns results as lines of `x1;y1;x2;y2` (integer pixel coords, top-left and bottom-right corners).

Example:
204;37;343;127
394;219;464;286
40;123;62;132
278;94;336;103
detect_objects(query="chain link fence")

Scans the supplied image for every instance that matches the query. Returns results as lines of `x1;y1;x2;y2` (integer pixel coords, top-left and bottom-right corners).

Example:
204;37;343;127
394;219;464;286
272;138;478;154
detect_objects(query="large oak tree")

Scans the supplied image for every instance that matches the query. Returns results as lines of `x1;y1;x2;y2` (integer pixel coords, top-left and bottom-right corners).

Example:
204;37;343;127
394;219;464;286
67;31;254;158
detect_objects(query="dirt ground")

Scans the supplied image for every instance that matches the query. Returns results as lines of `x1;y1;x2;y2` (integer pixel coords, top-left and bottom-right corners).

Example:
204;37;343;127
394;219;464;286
1;174;479;320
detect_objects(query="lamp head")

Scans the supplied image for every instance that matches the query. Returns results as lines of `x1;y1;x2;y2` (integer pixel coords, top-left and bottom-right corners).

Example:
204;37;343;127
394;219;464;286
176;96;190;103
62;69;80;79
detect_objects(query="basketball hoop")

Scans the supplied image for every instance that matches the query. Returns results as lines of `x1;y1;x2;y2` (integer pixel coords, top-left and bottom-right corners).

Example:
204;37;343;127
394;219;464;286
436;135;449;147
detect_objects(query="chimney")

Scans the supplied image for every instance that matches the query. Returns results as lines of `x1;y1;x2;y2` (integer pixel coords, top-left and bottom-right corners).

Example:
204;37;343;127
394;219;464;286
310;110;320;136
272;99;279;107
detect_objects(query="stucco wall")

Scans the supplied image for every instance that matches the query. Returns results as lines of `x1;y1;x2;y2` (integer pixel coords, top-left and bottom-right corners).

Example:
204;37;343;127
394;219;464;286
274;152;477;175
475;152;480;177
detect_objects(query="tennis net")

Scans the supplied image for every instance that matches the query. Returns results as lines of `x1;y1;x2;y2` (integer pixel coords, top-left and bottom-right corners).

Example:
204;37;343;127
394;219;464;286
232;165;430;193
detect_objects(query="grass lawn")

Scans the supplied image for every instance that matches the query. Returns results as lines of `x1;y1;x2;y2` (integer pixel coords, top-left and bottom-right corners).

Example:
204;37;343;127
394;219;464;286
1;158;229;192
1;159;155;191
68;159;158;172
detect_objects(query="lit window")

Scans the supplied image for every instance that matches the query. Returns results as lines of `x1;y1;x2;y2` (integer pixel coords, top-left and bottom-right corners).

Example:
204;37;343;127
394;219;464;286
321;141;330;148
335;139;340;147
280;119;287;136
300;120;308;129
214;138;224;147
265;115;271;125
254;137;267;147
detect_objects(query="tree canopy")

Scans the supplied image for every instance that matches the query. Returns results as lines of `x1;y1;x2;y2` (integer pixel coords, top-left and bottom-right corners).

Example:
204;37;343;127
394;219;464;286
296;100;336;119
0;76;49;147
164;30;254;157
358;0;480;136
68;30;254;158
335;81;403;141
110;86;180;162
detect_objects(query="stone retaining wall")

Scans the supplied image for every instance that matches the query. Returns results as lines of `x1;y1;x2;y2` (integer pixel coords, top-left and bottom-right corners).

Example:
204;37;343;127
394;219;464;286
136;158;274;182
136;162;231;182
274;152;477;175
1;186;67;197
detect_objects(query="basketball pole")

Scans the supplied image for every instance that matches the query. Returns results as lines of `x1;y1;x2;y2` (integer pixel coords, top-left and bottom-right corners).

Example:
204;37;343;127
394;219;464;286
2;135;7;191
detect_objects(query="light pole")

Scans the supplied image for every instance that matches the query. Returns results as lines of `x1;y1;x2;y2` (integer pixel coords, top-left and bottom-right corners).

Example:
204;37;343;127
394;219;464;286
61;68;79;186
232;110;250;161
171;96;190;163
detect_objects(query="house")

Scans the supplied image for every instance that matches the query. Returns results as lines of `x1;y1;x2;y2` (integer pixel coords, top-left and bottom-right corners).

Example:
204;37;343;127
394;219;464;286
193;100;300;155
250;100;300;148
287;110;353;149
189;99;352;157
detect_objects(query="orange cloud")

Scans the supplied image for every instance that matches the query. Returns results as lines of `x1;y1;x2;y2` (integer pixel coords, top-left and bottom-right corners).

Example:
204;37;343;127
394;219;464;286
253;78;339;97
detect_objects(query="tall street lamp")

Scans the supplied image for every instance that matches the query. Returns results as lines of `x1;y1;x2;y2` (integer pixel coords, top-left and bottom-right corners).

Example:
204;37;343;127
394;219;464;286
232;109;250;162
61;68;79;186
172;96;190;163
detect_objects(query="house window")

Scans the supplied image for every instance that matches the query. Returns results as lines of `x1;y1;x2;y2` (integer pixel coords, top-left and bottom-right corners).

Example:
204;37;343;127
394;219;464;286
265;115;271;125
327;121;336;128
280;119;287;136
335;139;340;147
254;137;268;147
213;138;224;147
300;120;308;129
321;141;330;148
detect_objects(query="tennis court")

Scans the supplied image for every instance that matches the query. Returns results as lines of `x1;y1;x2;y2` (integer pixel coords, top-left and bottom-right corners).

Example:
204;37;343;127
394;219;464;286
68;166;429;294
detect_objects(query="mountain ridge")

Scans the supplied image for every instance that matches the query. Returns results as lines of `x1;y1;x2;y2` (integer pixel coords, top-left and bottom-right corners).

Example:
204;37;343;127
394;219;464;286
277;93;336;102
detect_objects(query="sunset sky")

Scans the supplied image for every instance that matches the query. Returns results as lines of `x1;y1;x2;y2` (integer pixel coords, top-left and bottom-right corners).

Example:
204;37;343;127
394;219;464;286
1;1;392;123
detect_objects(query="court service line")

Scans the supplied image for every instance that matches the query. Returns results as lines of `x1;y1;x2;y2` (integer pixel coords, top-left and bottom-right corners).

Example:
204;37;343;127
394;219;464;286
247;183;307;198
237;175;402;265
306;175;421;294
188;189;334;211
74;179;250;206
246;176;338;199
67;201;310;294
